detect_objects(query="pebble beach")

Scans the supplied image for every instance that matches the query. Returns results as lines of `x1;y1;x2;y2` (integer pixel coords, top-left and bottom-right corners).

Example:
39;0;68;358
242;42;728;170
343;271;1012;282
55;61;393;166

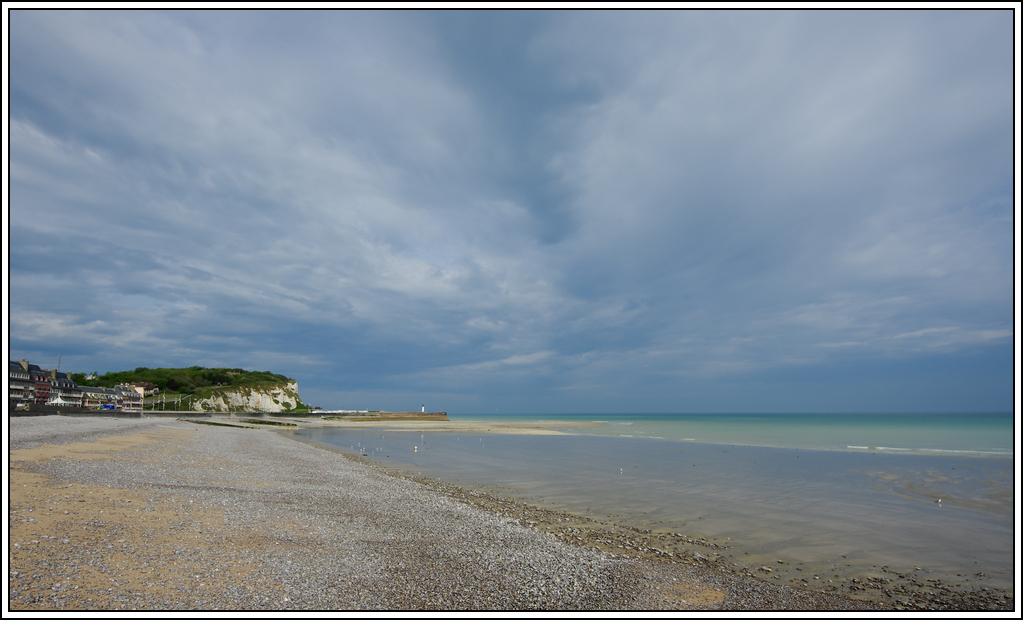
6;416;1008;611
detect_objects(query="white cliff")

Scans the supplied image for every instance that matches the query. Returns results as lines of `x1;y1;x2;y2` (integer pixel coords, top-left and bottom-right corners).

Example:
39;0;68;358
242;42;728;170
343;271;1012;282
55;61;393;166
189;381;303;413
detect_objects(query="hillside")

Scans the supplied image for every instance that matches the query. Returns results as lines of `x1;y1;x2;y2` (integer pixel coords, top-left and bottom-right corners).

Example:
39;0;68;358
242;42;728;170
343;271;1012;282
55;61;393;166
72;367;289;394
71;367;309;413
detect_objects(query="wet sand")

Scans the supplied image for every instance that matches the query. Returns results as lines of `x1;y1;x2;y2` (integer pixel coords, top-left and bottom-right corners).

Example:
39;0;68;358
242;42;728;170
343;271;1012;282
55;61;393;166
6;416;1009;610
303;417;602;434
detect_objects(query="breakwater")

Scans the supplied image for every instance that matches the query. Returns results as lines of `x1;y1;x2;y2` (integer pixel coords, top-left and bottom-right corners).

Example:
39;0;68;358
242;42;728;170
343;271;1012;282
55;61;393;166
320;411;449;421
379;411;448;420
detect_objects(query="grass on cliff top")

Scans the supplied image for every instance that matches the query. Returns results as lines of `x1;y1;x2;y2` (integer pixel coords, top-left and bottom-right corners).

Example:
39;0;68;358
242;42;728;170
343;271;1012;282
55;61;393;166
72;366;294;397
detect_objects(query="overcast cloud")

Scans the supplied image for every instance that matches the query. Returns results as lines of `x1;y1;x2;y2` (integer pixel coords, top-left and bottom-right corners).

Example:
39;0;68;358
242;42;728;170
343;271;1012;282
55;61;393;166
6;10;1015;413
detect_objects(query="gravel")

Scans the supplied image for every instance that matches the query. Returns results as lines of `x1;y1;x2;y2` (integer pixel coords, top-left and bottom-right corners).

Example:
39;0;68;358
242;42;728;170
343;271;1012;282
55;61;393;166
9;416;1006;611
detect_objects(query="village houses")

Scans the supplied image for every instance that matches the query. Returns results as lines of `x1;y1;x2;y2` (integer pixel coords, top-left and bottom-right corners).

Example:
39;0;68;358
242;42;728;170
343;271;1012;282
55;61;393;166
8;360;148;413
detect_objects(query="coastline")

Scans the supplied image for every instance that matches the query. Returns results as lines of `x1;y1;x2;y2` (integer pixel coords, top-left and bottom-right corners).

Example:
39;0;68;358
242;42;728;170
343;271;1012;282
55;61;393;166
6;416;1011;611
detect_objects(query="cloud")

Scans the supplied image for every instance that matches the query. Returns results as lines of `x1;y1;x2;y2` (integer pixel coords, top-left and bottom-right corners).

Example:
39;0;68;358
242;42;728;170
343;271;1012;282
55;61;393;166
436;351;555;374
7;10;1014;412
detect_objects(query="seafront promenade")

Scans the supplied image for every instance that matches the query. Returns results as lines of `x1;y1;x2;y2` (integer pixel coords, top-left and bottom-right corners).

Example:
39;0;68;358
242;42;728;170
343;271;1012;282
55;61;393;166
7;416;1002;611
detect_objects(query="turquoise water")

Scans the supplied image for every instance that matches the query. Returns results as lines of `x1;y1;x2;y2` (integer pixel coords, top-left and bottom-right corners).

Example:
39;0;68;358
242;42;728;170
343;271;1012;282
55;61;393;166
457;412;1014;457
294;413;1015;595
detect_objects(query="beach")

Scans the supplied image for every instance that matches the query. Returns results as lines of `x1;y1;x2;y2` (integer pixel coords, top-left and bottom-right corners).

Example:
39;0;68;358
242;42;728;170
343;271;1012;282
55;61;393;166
5;415;898;611
7;416;1012;611
298;415;1015;607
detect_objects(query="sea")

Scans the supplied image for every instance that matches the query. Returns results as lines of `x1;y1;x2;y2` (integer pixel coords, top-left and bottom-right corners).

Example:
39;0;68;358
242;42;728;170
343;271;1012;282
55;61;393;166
293;412;1016;595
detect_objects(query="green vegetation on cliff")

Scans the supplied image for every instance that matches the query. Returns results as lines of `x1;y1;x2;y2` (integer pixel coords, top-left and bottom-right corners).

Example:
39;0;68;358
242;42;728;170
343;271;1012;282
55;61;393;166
70;367;293;396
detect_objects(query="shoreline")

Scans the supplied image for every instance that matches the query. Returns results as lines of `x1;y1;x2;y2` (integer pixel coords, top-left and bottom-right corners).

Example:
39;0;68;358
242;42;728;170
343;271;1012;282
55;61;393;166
294;417;604;435
7;416;1011;611
292;426;1015;610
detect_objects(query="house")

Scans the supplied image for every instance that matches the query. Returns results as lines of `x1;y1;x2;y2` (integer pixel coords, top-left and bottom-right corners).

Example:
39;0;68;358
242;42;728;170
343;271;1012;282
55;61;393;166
131;382;159;397
8;360;35;407
47;369;83;407
79;386;118;410
9;360;85;409
115;384;143;413
30;366;52;405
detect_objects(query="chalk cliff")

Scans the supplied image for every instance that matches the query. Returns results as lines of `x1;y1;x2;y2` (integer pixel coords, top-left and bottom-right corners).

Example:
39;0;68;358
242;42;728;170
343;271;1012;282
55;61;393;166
189;381;304;413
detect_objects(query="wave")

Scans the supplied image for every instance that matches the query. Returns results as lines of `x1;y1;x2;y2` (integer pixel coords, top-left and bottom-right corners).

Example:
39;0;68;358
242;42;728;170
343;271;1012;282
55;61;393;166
847;445;1012;456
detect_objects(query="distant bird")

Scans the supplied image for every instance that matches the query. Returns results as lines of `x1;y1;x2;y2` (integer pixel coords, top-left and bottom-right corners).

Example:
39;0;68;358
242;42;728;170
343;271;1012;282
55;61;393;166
935;499;942;504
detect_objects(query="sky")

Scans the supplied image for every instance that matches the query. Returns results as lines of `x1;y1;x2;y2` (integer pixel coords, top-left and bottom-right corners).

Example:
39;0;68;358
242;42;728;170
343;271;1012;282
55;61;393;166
5;9;1017;414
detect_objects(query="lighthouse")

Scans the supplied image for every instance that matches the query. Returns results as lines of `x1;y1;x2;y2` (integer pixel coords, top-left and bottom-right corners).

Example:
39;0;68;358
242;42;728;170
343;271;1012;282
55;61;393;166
421;404;425;412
